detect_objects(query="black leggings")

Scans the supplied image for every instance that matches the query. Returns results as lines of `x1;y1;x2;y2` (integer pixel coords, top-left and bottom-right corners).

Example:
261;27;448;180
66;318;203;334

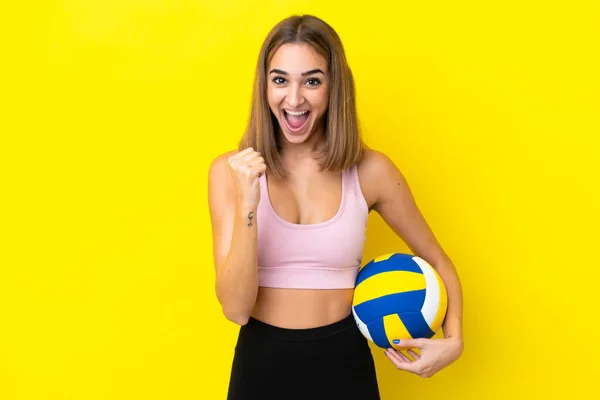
226;313;381;400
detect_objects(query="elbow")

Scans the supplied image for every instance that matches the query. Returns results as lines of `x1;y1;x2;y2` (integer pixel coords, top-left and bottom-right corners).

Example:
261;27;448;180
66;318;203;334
217;294;252;326
227;313;251;326
215;283;255;326
222;306;251;326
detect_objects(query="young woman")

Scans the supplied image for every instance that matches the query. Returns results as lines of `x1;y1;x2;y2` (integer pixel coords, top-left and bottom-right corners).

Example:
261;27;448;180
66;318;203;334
208;14;464;400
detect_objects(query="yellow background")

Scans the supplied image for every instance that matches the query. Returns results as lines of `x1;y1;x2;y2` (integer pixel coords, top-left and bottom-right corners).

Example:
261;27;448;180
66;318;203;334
1;1;599;399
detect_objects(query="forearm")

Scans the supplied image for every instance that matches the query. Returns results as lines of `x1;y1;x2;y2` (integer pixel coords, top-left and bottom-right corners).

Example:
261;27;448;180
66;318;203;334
435;258;464;343
216;204;259;325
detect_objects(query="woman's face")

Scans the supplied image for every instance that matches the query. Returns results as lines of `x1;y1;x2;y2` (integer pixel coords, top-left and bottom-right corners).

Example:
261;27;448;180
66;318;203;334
266;43;330;145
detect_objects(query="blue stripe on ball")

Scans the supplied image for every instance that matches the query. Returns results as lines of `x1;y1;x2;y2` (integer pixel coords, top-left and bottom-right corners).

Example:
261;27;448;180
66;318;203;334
356;254;423;286
353;290;426;324
367;318;392;349
400;312;436;339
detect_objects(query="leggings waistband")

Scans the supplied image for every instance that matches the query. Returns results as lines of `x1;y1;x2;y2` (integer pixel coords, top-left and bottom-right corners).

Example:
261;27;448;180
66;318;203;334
243;313;357;342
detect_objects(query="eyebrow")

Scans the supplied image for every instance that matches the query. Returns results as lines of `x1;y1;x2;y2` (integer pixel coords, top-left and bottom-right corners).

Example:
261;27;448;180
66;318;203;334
269;68;325;76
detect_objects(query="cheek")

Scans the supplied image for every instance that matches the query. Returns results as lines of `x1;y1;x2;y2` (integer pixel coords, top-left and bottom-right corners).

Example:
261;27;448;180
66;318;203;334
310;89;329;112
267;87;284;108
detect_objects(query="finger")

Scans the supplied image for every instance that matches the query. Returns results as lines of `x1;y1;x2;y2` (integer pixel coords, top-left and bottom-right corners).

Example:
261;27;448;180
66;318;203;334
407;349;420;360
232;147;255;159
386;350;421;374
397;350;413;363
247;156;265;168
384;350;405;369
228;152;252;169
250;164;267;179
230;152;260;170
387;348;412;364
239;165;257;179
392;338;425;349
240;151;261;164
228;149;255;166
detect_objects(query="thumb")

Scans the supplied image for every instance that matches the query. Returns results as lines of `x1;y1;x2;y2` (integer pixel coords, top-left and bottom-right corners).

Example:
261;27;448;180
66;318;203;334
392;338;425;349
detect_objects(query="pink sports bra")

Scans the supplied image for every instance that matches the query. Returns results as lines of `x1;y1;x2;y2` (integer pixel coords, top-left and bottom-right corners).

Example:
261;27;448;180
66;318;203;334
256;164;369;289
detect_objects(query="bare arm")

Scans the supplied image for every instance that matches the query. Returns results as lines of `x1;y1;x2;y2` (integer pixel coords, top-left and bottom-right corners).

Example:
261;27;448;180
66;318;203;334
207;150;265;325
365;150;464;344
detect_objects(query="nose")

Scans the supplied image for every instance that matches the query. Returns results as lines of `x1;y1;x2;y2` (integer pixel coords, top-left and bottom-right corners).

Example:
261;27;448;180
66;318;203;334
286;83;305;108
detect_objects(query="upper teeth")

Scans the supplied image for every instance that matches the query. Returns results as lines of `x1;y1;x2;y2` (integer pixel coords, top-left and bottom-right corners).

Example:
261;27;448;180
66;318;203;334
286;110;308;116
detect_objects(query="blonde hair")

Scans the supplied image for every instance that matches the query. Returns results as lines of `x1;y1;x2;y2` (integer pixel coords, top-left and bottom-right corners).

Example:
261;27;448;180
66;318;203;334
238;14;365;179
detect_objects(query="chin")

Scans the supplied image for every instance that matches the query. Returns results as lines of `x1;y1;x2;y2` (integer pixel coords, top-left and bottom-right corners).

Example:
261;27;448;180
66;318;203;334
280;128;313;144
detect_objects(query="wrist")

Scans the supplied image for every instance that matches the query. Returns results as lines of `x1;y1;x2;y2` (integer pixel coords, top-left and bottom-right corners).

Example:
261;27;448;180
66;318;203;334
236;202;258;221
236;200;258;212
445;335;464;354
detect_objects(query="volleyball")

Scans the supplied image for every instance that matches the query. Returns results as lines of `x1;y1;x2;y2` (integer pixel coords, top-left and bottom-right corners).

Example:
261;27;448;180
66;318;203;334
352;253;448;348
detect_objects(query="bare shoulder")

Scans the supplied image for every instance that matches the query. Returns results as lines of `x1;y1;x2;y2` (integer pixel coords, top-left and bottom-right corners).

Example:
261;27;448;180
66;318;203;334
209;149;238;178
357;148;398;175
356;148;404;209
208;149;239;210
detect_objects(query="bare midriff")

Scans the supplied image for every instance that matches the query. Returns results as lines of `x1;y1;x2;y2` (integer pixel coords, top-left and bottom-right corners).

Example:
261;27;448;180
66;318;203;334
251;286;354;329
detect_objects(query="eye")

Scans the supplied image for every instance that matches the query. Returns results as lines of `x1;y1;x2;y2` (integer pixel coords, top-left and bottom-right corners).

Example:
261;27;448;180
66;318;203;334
306;78;321;86
272;76;287;85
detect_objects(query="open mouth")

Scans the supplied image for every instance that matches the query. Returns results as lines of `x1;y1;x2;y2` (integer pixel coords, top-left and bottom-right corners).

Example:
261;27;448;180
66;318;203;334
283;109;310;133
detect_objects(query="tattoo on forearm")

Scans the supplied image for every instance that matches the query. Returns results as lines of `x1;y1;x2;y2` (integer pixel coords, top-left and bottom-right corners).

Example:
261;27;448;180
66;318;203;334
247;212;254;227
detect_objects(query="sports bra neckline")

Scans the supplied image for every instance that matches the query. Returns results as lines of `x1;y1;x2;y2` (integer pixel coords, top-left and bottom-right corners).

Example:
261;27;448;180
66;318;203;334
260;169;348;230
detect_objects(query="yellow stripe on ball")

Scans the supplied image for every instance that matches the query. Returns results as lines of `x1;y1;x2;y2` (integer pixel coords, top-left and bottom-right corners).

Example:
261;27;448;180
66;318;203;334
383;313;412;346
353;271;426;306
373;253;395;263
